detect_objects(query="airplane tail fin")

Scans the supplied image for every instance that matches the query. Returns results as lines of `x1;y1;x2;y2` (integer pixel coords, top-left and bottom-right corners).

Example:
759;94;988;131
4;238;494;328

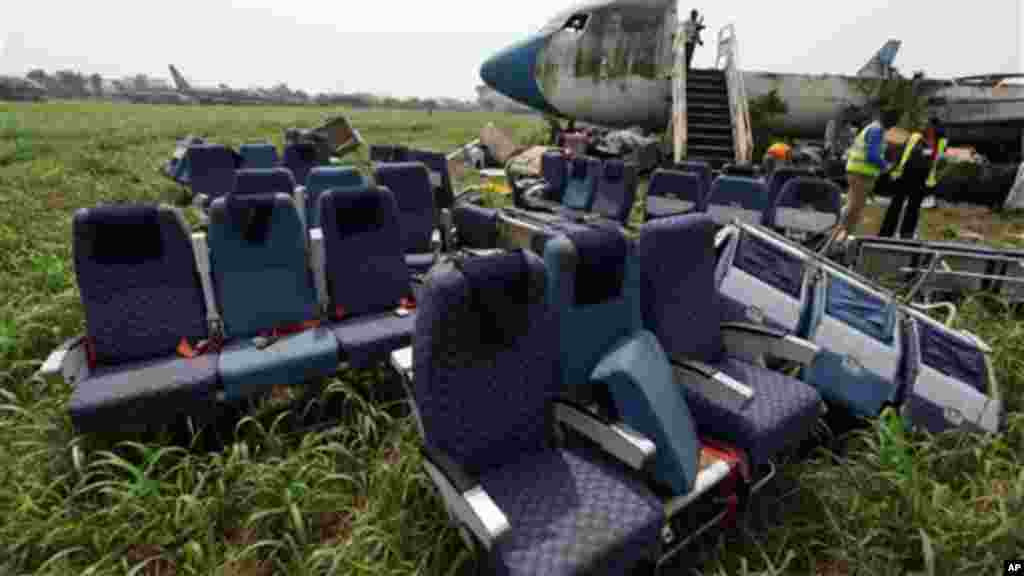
168;65;190;91
856;40;901;78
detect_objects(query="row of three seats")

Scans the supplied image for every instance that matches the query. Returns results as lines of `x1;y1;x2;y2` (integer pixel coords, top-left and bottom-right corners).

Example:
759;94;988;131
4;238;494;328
518;151;639;224
185;142;323;204
391;213;828;573
59;182;420;434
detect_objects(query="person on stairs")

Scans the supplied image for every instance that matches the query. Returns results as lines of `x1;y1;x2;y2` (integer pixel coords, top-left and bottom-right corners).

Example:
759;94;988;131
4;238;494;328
683;10;706;70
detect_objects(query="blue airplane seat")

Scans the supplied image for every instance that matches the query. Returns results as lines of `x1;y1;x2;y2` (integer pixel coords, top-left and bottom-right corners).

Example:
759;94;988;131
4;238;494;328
232;168;297;198
705;176;774;227
644;169;705;222
304;166;366;230
768;177;842;238
239;142;280;170
373;162;437;274
187;144;239;203
561;156;600;211
282;141;319;187
592;159;638;224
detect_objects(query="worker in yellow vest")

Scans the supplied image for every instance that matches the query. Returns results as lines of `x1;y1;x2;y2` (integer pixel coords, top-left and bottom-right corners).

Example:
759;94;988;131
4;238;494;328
924;116;948;191
828;107;902;246
878;130;931;237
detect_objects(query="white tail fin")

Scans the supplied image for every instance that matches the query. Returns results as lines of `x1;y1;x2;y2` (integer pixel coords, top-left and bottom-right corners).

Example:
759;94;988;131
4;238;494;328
856;40;901;78
168;65;190;91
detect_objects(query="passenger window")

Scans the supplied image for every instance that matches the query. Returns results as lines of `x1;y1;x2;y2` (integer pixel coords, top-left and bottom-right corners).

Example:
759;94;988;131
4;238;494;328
563;13;589;32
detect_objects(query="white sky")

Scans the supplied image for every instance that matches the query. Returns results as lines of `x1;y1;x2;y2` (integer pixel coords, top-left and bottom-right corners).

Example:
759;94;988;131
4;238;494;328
1;0;1021;100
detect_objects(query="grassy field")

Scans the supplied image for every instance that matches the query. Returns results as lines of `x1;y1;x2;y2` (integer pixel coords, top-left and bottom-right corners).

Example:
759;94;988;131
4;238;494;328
0;101;1021;575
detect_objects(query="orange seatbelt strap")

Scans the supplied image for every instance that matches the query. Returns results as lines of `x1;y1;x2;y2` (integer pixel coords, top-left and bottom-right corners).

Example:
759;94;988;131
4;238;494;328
259;319;321;341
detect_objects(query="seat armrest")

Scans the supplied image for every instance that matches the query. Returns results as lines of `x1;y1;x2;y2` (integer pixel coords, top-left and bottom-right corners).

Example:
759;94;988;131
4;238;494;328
552;398;656;471
293;186;307;231
420;444;510;549
309;228;330;315
36;335;88;385
389;346;413;381
720;322;820;366
671;357;754;405
439;207;453;251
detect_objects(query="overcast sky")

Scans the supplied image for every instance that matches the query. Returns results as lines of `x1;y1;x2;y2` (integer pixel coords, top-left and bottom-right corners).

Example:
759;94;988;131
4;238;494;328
1;0;1021;100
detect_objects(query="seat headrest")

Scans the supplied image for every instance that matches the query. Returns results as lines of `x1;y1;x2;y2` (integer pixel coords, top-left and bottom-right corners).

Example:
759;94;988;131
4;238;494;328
226;194;279;245
328;185;390;239
453;250;538;349
81;204;164;265
603;159;625;181
565;226;628;306
233;168;296;197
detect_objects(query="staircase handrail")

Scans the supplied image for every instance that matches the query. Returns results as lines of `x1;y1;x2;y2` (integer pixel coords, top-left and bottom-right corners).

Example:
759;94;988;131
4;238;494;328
716;24;753;163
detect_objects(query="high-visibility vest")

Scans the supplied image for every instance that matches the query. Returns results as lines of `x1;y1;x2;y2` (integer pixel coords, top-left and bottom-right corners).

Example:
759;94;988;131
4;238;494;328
926;138;948;188
846;121;883;177
889;132;923;180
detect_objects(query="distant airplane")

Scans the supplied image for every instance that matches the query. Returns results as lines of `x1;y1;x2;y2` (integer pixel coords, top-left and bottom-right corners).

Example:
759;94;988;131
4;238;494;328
0;75;47;102
168;65;273;105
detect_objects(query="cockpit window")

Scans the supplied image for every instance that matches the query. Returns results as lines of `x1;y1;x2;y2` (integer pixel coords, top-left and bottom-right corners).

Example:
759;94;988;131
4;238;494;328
562;13;589;32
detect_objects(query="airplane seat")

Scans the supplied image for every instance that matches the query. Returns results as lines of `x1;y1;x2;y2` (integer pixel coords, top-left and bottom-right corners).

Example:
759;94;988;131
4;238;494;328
721;163;761;180
232;168;297;199
407;249;665;573
644;169;705;222
675;160;713;200
592;159;638;224
560;156;600;211
638;214;823;469
769;177;842;238
705;176;774;227
373;162;438;274
714;223;816;333
320;185;418;368
766;167;816;201
239;142;280;170
451;202;500;249
207;193;338;401
303;166;366;230
539;150;569;202
800;269;905;418
187;144;239;204
68;204;219;433
282;141;319;187
407;149;455;211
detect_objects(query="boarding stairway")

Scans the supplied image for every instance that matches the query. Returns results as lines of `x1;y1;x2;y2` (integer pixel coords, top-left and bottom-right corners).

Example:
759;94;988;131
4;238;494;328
686;68;735;168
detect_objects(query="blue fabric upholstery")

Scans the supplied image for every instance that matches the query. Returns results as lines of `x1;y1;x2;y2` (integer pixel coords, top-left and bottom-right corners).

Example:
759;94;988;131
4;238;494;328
591;331;700;495
541;150;569;202
407;149;454;210
232;168;296;199
411;251;662;574
916;318;988;393
187;144;238;201
562;156;600;211
766;167;814;201
304;166;366;229
239;142;279;169
374;162;436;254
716;229;809;331
824;275;895;344
706;176;773;214
638;214;822;466
676;160;712;200
592;159;637;223
218;327;338;400
70;204;218;431
544;227;643;400
769;177;842;230
282;142;318;186
645;169;704;221
452;202;499;248
320;185;415;367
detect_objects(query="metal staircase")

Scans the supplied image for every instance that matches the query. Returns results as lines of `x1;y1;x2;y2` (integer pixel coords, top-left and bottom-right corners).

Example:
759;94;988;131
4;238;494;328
686;68;735;168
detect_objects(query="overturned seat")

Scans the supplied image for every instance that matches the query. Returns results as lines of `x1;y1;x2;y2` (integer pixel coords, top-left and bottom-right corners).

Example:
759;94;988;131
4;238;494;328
544;227;746;557
373;162;437;274
302;166;366;230
187;144;239;205
705;176;773;227
282;141;319;187
768;176;841;240
65;204;220;433
239;142;280;169
207;194;338;401
800;268;907;418
407;249;665;575
592;159;638;224
320;185;418;369
233;168;297;198
644;169;705;222
561;156;600;211
638;214;823;469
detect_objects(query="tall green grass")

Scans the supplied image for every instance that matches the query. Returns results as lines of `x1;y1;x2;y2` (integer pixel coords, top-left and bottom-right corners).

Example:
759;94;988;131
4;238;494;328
0;101;1021;575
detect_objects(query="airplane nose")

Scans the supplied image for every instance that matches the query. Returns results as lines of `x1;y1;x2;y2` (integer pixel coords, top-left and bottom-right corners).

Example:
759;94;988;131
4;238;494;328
480;35;557;115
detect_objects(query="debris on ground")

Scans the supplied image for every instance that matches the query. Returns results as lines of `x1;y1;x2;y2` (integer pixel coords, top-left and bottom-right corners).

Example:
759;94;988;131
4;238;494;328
592;128;663;173
285;115;364;163
480;122;523;165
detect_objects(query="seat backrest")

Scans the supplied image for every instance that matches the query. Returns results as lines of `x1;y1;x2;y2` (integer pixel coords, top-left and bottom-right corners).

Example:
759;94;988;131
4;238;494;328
232;168;296;199
770;176;842;233
767;166;814;199
637;214;725;365
411;250;557;477
561;156;600;210
541;150;569;201
648;169;704;209
239;142;279;169
592;159;638;223
452;203;499;249
282;142;319;186
543;226;642;400
207;194;318;339
407;149;455;210
320;185;411;318
374;162;436;254
187;144;238;200
73;204;208;366
705;175;773;226
304;166;366;229
676;160;712;198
